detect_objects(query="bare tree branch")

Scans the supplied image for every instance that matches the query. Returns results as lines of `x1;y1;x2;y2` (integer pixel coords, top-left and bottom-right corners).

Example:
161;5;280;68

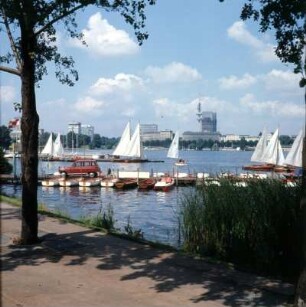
34;3;87;37
0;65;21;76
1;8;22;71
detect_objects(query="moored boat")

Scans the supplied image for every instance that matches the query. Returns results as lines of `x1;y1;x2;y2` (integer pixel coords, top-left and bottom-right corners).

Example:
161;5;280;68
114;178;138;189
101;177;119;187
154;176;175;192
41;178;60;187
79;178;101;187
59;178;79;187
138;178;156;190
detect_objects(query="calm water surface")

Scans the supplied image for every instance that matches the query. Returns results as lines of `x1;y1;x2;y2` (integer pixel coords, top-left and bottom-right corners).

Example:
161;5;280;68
2;149;253;246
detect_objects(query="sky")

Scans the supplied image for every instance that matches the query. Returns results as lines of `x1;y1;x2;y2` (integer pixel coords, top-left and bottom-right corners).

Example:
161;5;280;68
1;0;304;137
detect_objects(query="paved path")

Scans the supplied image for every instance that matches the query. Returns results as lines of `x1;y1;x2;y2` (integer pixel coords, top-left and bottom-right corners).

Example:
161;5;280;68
1;202;294;307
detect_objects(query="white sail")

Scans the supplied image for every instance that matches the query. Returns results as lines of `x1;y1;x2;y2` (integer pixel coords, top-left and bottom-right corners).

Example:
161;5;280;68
261;128;284;165
251;128;268;163
53;133;64;157
284;129;304;167
125;123;144;159
113;122;131;156
167;131;179;159
41;133;53;155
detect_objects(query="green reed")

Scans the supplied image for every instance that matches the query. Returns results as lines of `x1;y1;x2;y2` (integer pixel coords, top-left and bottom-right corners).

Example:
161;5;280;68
81;203;115;231
180;178;302;280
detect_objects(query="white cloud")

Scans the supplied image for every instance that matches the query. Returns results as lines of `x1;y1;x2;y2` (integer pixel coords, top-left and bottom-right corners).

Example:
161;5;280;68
69;12;139;56
90;73;144;96
74;96;108;114
145;62;202;83
152;96;232;124
240;93;303;117
227;21;277;63
1;85;16;103
219;73;257;90
262;69;301;92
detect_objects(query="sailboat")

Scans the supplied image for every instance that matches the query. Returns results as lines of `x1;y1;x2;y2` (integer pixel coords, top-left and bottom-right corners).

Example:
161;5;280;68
243;128;284;171
112;122;147;162
53;133;65;157
40;132;65;160
112;122;131;157
41;133;54;156
284;129;304;167
250;128;268;163
261;128;284;166
125;123;144;160
167;131;187;166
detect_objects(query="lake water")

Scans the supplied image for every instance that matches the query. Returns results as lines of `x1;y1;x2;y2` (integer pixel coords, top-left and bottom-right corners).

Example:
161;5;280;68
2;149;253;247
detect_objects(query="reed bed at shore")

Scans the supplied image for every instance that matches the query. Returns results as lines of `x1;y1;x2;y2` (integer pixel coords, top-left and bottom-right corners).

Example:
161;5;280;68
180;178;302;280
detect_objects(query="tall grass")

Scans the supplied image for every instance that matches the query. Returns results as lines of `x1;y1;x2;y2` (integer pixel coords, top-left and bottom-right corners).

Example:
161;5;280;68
180;179;302;280
81;203;115;231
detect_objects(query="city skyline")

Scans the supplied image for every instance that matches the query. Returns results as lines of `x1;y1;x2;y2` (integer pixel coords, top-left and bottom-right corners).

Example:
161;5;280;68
1;0;304;137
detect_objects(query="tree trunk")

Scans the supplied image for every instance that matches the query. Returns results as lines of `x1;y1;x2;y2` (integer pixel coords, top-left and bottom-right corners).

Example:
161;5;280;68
294;88;306;306
19;8;39;244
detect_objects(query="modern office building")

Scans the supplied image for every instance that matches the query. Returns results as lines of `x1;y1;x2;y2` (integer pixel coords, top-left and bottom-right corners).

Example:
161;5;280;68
181;102;220;141
197;102;217;133
68;122;81;134
81;124;94;140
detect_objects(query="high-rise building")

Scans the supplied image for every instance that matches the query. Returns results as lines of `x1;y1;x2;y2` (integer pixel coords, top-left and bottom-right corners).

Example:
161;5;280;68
68;122;81;134
196;102;217;133
81;124;94;140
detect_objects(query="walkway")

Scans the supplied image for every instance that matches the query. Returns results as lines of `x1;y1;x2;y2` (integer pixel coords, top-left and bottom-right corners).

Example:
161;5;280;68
1;202;294;307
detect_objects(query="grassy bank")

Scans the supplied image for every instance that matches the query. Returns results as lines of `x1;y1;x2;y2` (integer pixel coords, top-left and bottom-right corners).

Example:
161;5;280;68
180;179;302;281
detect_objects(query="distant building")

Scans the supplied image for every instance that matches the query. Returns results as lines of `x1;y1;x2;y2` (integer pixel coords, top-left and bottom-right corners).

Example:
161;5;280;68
140;124;158;134
182;131;221;142
68;122;81;134
141;130;174;142
196;102;217;133
199;112;217;133
181;101;220;141
81;124;94;141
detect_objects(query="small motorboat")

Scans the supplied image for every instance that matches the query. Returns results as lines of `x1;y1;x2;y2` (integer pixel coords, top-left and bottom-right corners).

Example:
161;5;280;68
78;178;101;187
154;176;175;192
138;178;156;190
41;179;60;187
59;178;79;187
101;177;119;188
114;178;138;189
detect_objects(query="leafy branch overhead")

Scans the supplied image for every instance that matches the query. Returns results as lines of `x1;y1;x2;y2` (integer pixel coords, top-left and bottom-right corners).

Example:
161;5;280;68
0;0;156;86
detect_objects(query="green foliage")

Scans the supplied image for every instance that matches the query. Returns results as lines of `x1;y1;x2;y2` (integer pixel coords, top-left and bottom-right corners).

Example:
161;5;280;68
180;179;301;280
0;147;13;174
0;126;12;149
124;215;144;240
81;203;115;231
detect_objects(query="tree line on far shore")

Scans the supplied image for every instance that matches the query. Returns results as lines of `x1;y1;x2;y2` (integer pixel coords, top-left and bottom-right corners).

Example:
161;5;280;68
1;125;295;152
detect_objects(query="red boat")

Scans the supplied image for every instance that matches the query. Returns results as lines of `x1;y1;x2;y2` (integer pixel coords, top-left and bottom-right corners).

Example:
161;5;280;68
242;164;275;172
138;178;156;190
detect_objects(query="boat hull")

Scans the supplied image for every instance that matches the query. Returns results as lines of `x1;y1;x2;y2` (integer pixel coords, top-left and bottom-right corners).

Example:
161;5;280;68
138;178;156;190
114;179;138;189
154;177;175;192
